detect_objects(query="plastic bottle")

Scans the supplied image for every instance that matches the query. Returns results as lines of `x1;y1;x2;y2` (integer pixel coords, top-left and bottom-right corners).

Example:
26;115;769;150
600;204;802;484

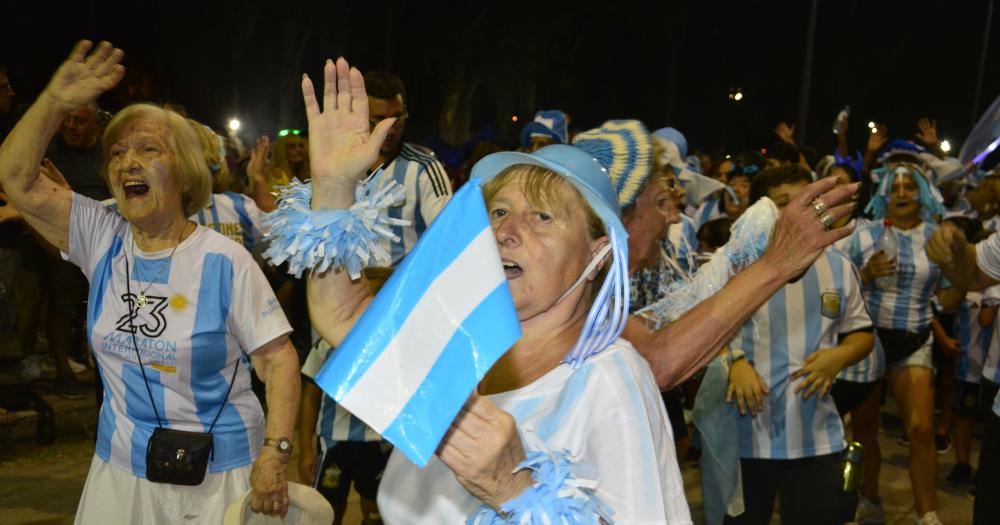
832;105;850;134
875;219;898;290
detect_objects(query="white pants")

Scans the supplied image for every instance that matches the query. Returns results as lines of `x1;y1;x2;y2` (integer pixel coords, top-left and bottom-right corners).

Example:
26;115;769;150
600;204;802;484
74;454;251;524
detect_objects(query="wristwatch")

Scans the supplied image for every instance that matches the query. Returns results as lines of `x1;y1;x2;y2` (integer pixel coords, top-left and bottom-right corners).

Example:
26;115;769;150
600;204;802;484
263;437;293;454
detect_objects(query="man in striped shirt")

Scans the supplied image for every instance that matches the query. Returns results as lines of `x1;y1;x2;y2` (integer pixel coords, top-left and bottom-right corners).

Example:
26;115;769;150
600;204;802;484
361;70;452;267
724;165;874;524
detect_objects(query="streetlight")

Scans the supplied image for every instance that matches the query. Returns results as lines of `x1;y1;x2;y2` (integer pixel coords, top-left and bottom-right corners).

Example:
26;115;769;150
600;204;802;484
867;121;876;130
228;118;241;132
940;139;952;153
728;87;744;103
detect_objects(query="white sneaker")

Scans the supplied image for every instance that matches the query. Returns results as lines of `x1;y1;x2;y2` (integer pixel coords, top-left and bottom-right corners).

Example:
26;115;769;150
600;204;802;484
916;511;943;525
855;497;885;524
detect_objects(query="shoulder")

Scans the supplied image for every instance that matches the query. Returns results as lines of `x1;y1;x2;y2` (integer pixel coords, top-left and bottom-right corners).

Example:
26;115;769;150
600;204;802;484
399;143;444;170
193;226;257;267
575;340;659;402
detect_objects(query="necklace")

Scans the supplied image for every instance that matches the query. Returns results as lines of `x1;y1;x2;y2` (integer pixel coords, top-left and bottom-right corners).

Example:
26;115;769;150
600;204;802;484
131;223;188;308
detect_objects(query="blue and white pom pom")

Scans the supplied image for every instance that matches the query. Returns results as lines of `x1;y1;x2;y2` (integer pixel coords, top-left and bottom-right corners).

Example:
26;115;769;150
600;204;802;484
261;174;410;278
468;450;615;525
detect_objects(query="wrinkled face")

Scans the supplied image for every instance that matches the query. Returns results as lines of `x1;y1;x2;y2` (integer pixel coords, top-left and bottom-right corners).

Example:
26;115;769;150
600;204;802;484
369;95;407;157
106;118;185;226
283;136;307;164
0;73;14;115
61;107;100;149
887;170;921;221
488;174;601;321
623;176;676;271
767;180;809;210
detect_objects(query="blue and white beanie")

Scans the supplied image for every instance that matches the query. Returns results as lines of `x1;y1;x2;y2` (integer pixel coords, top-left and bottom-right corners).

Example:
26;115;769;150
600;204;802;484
573;119;653;209
520;110;569;148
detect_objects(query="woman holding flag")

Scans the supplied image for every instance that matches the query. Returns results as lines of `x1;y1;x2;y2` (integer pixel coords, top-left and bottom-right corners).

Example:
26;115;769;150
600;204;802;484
296;57;690;522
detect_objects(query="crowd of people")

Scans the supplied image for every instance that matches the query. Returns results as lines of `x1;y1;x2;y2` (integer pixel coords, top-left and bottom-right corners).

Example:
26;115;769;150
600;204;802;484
0;39;997;525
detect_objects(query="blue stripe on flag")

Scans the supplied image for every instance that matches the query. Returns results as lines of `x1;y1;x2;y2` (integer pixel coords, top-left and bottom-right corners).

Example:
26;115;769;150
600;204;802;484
315;178;521;466
379;283;520;464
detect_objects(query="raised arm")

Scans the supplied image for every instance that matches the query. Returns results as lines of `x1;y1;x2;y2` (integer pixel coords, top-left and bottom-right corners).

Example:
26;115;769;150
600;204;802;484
626;177;859;389
0;41;123;252
302;57;397;347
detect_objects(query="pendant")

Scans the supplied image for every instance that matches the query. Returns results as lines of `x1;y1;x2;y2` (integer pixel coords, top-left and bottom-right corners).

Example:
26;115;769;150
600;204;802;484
136;294;148;308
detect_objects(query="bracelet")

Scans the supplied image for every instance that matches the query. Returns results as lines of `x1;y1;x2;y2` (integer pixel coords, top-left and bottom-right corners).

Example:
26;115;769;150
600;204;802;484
261;176;409;278
467;450;614;525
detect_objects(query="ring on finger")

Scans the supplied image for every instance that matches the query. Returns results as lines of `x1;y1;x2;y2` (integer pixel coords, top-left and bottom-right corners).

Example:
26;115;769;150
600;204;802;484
810;198;827;216
819;211;834;229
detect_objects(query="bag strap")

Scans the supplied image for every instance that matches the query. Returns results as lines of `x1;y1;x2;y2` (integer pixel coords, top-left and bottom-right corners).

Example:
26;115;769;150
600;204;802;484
124;251;241;431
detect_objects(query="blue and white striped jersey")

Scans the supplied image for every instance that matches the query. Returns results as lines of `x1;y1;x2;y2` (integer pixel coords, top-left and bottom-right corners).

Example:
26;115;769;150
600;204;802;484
693;195;724;229
366;144;452;267
731;247;872;459
191;192;263;254
954;290;995;383
846;221;949;333
377;340;691;524
66;194;292;478
301;339;382;447
629;216;700;311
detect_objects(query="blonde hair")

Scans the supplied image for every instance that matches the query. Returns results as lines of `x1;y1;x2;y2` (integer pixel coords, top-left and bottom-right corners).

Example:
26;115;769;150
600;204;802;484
482;164;608;298
102;104;212;216
268;135;310;187
186;118;236;193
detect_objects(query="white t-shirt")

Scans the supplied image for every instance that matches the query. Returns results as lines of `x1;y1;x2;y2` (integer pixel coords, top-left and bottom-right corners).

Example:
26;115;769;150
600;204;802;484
974;233;1000;416
66;194;292;477
191;192;264;254
376;340;692;524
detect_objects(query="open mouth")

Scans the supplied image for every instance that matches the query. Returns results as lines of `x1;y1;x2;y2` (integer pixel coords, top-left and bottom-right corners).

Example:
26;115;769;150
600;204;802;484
123;180;150;198
501;259;523;279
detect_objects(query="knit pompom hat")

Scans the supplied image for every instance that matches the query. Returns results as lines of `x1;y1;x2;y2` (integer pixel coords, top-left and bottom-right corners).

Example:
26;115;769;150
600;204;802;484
572;119;653;209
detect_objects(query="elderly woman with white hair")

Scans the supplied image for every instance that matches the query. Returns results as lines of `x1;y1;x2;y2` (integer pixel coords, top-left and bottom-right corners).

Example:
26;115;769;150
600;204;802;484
0;41;300;523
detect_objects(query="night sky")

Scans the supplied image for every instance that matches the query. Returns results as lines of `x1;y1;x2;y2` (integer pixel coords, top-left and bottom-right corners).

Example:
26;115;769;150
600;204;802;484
3;1;1000;164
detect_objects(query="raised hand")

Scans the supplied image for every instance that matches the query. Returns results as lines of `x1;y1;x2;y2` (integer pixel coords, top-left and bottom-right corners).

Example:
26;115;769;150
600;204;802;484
760;177;859;282
774;122;796;145
301;57;396;203
44;41;124;113
916;118;938;147
247;135;271;185
867;123;888;153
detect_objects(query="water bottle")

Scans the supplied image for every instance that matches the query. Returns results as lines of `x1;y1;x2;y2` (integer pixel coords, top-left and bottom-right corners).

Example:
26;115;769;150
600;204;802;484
875;219;898;290
832;105;850;134
842;441;864;492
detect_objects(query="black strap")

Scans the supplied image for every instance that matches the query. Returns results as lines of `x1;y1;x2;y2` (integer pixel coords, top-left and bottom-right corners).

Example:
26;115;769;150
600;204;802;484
124;250;239;431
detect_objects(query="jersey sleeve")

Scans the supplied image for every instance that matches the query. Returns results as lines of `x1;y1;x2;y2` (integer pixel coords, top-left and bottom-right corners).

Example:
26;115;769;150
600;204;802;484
64;192;126;280
977;232;1000;282
228;252;293;353
417;158;452;226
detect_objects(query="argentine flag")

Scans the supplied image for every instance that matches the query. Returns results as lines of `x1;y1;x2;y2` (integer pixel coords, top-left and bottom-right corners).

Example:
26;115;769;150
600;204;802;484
315;178;522;466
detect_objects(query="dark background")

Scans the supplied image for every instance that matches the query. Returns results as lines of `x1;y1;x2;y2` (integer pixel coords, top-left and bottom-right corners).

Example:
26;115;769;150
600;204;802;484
2;0;999;161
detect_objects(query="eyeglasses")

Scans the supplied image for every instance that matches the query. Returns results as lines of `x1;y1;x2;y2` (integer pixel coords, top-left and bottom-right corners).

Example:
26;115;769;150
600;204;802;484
369;111;408;129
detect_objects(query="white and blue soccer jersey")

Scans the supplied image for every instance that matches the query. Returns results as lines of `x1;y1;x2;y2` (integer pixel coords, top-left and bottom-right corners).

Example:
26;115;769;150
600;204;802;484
846;221;949;333
693;195;724;228
954;290;994;383
731;247;872;459
66;194;292;478
365;143;452;267
191;192;263;254
301;339;381;448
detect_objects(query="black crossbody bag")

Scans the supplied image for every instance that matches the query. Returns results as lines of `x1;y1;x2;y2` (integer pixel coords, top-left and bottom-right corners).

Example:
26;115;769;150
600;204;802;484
124;254;240;486
876;327;931;365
